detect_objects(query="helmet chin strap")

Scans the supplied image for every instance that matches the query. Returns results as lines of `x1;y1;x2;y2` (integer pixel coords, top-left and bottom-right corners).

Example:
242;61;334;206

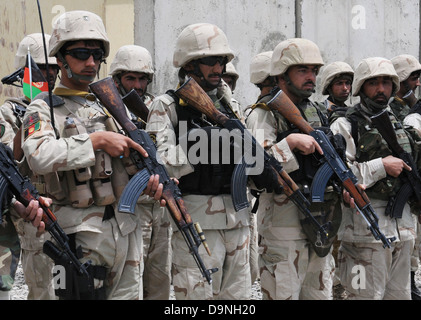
57;52;98;83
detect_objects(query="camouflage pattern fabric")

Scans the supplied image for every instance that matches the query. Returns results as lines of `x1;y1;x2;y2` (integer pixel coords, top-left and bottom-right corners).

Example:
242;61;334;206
0;213;20;293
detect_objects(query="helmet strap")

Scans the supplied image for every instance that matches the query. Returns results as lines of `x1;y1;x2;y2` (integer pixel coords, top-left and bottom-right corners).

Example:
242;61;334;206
57;52;98;82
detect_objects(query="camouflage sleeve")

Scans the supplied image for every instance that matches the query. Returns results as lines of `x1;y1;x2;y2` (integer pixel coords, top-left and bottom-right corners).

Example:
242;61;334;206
22;98;96;175
0;101;20;133
0;118;15;147
330;117;386;188
146;94;194;179
246;107;299;173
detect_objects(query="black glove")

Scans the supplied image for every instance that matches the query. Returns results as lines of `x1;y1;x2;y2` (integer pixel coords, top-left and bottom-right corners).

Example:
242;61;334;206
250;164;283;194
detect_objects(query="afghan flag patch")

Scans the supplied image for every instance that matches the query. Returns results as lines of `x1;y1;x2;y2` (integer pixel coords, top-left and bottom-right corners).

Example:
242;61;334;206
23;113;41;140
0;124;5;138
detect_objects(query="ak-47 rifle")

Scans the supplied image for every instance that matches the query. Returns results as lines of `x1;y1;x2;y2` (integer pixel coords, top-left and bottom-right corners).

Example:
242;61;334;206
174;78;332;253
0;143;93;299
267;90;396;248
89;77;217;284
370;109;421;218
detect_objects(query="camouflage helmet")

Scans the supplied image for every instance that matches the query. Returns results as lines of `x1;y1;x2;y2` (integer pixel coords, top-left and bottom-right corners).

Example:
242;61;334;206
352;57;400;97
173;23;234;68
270;38;324;76
109;45;154;81
319;61;354;95
15;33;57;70
223;62;239;90
391;54;421;83
49;10;110;58
250;51;273;84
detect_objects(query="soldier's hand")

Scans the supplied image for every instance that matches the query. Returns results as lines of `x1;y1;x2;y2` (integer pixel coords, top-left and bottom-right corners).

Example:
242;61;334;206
90;131;149;158
286;133;323;155
382;155;411;177
343;184;366;210
13;197;53;234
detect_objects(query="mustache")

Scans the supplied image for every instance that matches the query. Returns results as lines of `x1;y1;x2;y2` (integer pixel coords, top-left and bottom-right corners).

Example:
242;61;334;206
374;93;388;101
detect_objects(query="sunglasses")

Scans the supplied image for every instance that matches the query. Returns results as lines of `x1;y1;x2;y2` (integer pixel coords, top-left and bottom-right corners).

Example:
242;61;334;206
198;56;228;66
64;48;104;61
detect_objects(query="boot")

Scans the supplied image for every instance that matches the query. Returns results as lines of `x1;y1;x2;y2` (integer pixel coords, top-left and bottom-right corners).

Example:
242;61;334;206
411;271;421;300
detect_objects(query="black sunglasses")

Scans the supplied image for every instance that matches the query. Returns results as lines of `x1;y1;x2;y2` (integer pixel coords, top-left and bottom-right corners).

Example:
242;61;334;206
64;48;104;61
198;56;228;66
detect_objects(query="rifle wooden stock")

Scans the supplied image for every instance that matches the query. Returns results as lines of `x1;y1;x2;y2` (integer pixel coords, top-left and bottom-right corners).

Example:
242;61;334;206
13;126;24;161
122;89;150;123
266;90;315;134
89;77;217;282
176;79;231;126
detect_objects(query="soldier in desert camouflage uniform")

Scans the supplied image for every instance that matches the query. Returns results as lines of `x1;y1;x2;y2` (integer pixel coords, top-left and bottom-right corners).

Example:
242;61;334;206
391;54;421;300
146;23;252;300
21;10;163;300
246;38;341;300
0;33;59;300
109;45;172;300
319;61;354;121
330;57;417;299
245;51;277;286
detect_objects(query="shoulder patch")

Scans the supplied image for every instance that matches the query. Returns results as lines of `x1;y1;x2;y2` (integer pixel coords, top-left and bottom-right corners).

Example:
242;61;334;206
23;112;41;140
0;124;5;138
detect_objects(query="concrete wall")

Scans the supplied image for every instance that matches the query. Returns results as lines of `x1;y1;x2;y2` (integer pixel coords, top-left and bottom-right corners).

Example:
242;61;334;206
135;0;420;107
1;0;420;108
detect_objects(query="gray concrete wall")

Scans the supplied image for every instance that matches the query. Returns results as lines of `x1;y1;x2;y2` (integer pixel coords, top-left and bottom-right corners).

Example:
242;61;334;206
134;0;421;108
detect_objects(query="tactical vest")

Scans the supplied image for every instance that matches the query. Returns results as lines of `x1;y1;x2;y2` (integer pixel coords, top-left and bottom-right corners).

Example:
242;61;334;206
38;93;131;208
346;105;413;201
167;90;236;196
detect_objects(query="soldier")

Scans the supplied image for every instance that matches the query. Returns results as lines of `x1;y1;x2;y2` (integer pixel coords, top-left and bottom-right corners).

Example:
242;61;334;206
319;61;354;121
246;38;341;300
109;44;172;300
21;10;163;300
330;57;417;299
392;54;421;300
390;54;421;122
0;33;59;300
246;51;276;285
249;51;276;103
318;60;354;299
146;23;252;300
